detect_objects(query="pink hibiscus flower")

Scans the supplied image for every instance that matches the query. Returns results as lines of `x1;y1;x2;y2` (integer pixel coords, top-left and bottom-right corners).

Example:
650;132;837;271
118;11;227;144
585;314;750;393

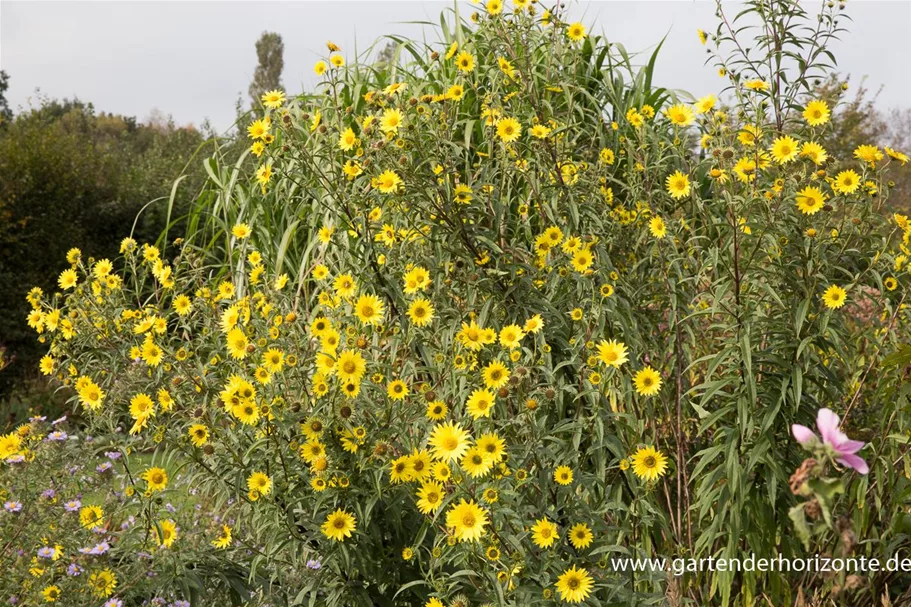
792;408;868;474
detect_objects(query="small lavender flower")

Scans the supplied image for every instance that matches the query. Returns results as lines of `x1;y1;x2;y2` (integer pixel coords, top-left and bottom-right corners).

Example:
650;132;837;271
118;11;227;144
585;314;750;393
79;541;110;555
47;431;68;442
306;559;322;570
51;415;67;426
64;499;81;512
171;601;190;607
9;596;19;605
66;563;82;576
40;489;56;500
29;415;46;422
5;455;24;464
3;501;22;513
104;600;122;607
105;451;122;460
96;462;113;473
165;503;176;513
36;547;56;559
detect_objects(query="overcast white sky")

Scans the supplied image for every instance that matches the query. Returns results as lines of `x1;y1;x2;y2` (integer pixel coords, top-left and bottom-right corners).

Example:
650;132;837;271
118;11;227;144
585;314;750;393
2;1;910;132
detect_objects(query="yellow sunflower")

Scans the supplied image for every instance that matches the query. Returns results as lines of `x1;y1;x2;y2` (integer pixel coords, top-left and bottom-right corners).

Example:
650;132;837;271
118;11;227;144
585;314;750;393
555;565;594;603
336;350;366;384
445;499;488;542
597;339;629;368
354;293;385;325
795;186;826;215
466;388;496;419
770;135;799;164
822;285;847;309
321;508;357;542
833;170;861;195
247;471;272;497
649;216;667;239
665;170;691;199
664;103;694;126
416;481;445;514
407;298;435;327
566;22;587;42
482;360;510;389
554;465;574;485
429;421;472;462
142;466;168;492
531;518;559;548
226;328;249;360
380;108;403;134
631;446;669;482
568;523;594;549
803;100;830;126
633;366;662;396
387;379;409;400
496;117;522;143
461;446;494;478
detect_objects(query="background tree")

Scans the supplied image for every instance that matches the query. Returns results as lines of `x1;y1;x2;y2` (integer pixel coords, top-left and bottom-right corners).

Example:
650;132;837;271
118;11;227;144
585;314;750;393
248;32;284;108
0;71;12;127
374;41;397;69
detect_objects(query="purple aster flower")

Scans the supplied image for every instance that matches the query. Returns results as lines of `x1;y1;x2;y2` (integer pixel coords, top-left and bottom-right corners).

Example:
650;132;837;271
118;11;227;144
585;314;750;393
37;547;56;559
165;503;176;513
96;462;113;473
29;415;47;422
9;596;19;605
306;559;322;570
66;563;82;576
64;499;81;512
52;415;67;426
792;408;869;474
91;542;110;555
5;455;24;464
3;501;22;513
171;601;190;607
41;489;56;500
47;431;68;442
104;600;122;607
105;451;122;460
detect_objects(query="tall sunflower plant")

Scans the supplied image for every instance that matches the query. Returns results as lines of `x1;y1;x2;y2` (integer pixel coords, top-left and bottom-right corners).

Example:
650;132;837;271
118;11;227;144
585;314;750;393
14;0;911;605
